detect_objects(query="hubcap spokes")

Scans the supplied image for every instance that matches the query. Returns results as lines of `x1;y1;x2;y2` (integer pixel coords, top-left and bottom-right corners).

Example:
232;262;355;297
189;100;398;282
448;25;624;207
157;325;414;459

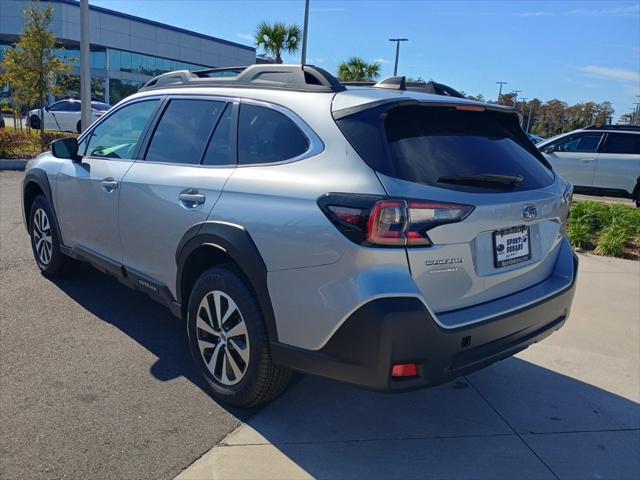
196;290;250;385
33;208;53;265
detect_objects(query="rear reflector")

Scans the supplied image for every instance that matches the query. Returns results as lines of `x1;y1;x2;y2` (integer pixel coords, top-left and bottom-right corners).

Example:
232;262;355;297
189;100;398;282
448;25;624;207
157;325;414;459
391;363;418;378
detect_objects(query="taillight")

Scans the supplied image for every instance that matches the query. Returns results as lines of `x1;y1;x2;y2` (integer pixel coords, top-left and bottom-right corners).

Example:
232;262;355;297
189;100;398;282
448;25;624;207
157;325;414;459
319;194;473;247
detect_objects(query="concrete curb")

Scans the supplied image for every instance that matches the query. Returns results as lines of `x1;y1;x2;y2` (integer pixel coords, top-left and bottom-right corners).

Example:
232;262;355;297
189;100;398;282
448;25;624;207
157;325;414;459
0;159;27;171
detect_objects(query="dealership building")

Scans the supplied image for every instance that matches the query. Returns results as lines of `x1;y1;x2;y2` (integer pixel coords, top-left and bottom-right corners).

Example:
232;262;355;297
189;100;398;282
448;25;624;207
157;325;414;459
0;0;257;105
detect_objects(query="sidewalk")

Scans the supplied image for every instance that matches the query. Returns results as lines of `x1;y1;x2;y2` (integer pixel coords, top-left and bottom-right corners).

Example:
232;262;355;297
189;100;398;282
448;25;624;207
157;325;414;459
175;253;640;479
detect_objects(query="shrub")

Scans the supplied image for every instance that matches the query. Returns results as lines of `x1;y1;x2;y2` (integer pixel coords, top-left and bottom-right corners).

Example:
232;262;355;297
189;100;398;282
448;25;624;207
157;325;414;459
39;130;78;151
0;129;32;158
594;224;630;258
568;200;640;259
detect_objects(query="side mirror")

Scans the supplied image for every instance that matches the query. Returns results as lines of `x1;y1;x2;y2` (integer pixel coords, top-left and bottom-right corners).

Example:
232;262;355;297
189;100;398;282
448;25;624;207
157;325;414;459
44;105;50;111
51;137;81;162
542;146;555;154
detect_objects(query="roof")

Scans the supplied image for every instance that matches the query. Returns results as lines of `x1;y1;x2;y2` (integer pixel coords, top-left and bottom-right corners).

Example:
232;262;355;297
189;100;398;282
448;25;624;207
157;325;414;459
51;0;255;52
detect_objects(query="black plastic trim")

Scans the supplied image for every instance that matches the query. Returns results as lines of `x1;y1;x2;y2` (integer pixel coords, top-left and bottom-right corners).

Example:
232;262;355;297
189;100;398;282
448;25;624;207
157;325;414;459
175;221;278;341
272;254;578;392
22;169;65;243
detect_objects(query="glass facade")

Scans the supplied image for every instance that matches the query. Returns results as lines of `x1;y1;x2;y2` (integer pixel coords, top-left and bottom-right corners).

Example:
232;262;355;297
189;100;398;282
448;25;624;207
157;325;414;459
1;42;212;105
107;48;207;76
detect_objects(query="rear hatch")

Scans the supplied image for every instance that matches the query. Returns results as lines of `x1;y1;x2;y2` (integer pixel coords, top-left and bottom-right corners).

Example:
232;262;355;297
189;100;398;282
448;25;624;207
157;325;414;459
334;98;568;313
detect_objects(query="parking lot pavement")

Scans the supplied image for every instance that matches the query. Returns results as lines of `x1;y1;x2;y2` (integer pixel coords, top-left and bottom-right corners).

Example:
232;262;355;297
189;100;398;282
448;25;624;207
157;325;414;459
0;171;254;479
177;255;640;479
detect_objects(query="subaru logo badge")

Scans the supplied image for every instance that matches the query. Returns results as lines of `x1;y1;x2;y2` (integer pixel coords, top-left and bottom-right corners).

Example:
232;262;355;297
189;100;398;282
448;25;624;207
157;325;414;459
522;204;537;222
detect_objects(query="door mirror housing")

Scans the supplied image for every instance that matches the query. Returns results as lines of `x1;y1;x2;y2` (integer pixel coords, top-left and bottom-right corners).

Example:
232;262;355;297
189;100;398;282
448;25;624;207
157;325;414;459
542;145;555;154
51;137;81;162
44;105;50;111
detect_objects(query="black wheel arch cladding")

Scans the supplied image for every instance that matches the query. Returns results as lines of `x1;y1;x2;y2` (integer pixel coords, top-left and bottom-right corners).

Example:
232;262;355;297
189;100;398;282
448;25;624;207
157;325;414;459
176;221;279;342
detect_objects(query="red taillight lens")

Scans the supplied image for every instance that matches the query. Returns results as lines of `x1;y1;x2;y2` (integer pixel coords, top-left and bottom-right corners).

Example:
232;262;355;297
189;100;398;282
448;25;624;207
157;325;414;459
319;194;473;247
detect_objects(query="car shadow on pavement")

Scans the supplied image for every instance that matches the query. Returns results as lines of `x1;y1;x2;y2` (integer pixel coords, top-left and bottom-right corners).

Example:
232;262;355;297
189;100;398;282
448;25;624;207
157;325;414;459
227;360;640;479
50;261;259;418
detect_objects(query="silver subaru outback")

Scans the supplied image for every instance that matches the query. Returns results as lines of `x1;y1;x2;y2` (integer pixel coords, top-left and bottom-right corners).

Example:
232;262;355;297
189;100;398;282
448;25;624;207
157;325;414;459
22;65;578;407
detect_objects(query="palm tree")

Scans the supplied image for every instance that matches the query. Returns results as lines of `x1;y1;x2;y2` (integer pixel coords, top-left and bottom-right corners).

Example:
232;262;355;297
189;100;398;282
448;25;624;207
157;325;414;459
255;21;301;64
338;57;381;82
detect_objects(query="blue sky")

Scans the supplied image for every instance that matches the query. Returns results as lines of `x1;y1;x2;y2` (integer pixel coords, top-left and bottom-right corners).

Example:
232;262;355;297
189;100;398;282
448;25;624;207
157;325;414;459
92;0;640;120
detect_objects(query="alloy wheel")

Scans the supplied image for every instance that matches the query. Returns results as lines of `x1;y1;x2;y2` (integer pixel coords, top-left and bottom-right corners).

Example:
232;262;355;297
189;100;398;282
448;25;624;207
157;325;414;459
32;208;53;265
196;290;250;386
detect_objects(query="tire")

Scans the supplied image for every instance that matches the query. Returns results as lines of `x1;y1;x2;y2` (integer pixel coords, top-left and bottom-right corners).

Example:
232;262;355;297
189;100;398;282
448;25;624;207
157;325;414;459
76;120;81;133
29;114;40;130
187;266;291;407
29;195;71;277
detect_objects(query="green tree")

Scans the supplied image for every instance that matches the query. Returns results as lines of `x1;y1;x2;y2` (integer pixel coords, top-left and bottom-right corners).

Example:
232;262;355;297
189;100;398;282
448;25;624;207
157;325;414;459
337;57;381;82
254;21;301;64
0;3;70;135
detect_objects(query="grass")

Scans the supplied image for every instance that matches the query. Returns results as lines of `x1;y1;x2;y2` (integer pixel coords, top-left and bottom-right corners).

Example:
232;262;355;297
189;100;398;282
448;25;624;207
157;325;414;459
568;200;640;259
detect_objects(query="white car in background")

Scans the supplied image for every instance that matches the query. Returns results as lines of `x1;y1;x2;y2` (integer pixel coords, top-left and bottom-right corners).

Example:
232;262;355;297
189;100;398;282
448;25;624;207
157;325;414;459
29;99;111;133
537;125;640;206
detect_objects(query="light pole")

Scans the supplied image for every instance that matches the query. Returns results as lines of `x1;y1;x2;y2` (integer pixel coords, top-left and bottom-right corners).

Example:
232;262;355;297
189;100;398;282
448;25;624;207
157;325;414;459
512;89;521;106
80;0;91;132
496;81;507;102
520;97;528;128
388;38;408;76
300;0;309;65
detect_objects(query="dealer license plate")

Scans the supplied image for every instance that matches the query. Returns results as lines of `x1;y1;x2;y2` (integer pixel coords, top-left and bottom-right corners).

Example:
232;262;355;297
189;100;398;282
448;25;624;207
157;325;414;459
493;226;530;268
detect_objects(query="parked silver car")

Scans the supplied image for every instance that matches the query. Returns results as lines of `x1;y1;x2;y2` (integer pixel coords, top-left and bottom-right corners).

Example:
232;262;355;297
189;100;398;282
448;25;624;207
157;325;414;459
22;65;578;406
537;125;640;206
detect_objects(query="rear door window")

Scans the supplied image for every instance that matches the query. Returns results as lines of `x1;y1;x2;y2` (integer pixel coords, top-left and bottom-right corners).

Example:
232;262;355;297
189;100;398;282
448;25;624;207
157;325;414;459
600;133;640;154
337;104;554;191
202;103;234;166
145;99;226;164
238;103;309;165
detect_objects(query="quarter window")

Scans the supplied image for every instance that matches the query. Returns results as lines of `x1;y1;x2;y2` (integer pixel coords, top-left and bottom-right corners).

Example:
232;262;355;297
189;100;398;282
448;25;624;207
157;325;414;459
145;99;226;164
85;100;159;159
601;133;640;155
238;104;309;165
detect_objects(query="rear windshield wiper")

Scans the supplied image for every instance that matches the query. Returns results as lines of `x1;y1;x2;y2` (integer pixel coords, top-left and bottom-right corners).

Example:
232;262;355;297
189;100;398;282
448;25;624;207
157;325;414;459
437;174;524;189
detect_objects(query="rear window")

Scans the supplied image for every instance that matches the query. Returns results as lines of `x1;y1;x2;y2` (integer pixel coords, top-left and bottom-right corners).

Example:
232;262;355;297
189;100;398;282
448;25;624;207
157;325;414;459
336;105;554;192
601;133;640;154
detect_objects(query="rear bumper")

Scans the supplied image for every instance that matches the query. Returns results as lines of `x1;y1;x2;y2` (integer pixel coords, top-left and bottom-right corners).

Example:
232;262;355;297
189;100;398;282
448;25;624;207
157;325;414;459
272;251;578;392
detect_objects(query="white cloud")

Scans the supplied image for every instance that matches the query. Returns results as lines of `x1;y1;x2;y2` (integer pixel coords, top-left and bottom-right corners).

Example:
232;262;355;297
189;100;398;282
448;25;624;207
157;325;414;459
236;33;254;42
374;58;390;64
567;4;639;16
579;65;640;83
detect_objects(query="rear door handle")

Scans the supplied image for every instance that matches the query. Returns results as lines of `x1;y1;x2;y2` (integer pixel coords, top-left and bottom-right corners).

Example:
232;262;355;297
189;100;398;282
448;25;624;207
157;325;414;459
101;178;119;192
580;158;595;163
179;191;206;208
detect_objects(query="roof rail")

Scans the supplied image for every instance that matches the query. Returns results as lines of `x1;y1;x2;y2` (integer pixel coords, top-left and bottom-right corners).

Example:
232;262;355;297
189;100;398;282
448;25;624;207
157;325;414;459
140;64;346;93
340;78;465;98
583;124;640;132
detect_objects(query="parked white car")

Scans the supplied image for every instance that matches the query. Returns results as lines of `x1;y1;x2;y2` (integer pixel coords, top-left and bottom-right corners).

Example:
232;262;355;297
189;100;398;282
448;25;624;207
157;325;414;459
537;125;640;206
29;99;111;133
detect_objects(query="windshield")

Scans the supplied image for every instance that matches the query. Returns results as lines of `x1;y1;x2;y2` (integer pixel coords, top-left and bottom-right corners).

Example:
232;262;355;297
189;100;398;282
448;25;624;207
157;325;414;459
336;104;554;192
